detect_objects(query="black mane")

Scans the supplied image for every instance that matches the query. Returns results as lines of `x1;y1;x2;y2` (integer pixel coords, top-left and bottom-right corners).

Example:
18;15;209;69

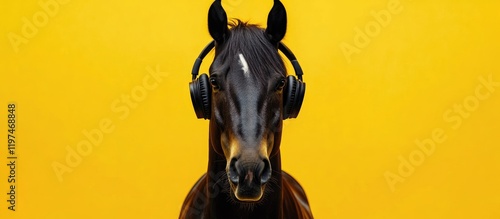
211;20;286;83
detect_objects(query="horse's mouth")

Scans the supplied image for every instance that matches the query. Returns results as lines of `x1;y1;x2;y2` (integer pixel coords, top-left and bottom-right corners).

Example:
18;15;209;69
229;179;265;202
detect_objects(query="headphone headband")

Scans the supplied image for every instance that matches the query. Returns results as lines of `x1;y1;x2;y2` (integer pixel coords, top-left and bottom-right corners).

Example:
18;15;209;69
191;41;215;80
278;42;303;81
191;40;304;81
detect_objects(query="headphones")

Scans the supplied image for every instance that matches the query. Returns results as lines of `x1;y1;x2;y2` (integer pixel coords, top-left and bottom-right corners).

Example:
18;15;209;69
189;40;305;120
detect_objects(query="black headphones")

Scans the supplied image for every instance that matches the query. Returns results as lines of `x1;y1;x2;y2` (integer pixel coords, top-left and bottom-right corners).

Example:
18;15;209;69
189;40;305;120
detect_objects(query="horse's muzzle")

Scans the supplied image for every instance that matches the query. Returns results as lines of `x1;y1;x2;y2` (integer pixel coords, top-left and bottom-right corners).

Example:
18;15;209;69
228;157;272;201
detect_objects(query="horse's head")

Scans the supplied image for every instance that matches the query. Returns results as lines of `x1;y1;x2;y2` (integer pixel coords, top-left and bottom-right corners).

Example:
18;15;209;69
207;1;288;202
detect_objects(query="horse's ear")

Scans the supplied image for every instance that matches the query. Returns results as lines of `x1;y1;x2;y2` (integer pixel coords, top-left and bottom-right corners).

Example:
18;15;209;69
265;0;287;45
208;0;228;44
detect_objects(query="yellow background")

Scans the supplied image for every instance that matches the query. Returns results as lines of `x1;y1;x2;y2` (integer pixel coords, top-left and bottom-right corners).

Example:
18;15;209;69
1;0;499;218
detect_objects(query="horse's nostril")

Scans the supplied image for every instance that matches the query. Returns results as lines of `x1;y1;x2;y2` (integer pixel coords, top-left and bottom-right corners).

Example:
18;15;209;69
260;159;272;184
229;157;272;185
229;158;239;184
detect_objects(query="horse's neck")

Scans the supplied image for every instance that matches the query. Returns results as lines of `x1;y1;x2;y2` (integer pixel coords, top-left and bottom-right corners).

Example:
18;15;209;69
206;141;284;218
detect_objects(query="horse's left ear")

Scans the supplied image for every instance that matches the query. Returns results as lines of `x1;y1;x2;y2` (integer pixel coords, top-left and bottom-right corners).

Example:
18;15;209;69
265;0;287;45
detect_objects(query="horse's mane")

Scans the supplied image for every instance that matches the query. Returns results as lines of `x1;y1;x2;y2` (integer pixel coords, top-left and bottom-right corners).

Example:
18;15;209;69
212;19;286;84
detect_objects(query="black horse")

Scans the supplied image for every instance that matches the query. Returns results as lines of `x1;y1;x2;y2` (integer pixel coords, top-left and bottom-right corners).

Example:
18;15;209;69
180;1;313;218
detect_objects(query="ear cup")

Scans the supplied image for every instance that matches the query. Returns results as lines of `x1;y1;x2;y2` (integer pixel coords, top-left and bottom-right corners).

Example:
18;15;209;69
189;73;212;119
291;79;305;118
283;75;305;119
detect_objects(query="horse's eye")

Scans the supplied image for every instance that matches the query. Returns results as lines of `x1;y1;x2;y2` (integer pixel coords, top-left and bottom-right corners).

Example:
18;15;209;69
210;78;220;90
276;78;286;91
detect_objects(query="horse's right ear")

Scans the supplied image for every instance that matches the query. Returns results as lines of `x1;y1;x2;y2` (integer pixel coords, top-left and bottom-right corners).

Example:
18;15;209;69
208;0;228;44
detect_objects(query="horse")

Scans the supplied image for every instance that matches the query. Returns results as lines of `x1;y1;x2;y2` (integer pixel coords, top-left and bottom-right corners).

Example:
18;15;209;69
180;0;313;218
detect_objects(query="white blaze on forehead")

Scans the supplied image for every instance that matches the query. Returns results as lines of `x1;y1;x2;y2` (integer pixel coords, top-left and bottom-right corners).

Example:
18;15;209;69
238;53;250;77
